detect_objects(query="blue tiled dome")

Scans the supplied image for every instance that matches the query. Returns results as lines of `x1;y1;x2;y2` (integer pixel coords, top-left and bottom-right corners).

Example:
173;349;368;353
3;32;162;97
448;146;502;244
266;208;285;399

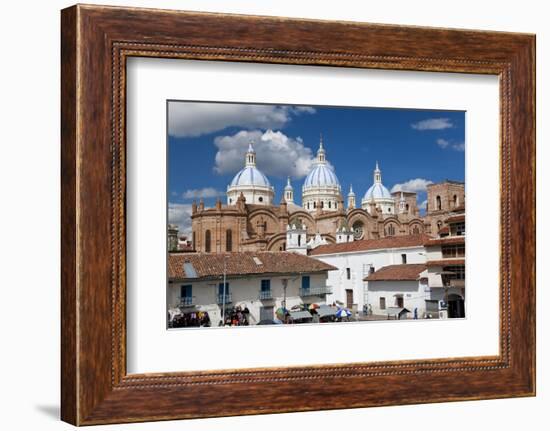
363;182;392;200
230;166;271;188
303;164;340;189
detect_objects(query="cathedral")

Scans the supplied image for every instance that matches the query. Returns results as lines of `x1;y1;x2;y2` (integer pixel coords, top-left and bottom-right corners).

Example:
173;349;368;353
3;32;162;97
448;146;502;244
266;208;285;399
189;138;465;253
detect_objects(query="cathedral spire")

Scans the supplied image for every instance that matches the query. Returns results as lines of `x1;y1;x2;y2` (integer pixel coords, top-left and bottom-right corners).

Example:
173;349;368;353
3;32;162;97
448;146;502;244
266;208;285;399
317;133;326;164
284;176;294;203
245;140;256;167
347;184;356;209
374;161;382;183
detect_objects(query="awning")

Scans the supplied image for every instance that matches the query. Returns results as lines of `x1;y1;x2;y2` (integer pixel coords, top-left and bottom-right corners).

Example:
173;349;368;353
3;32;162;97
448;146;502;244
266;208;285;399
386;307;411;315
317;305;337;318
289;310;313;320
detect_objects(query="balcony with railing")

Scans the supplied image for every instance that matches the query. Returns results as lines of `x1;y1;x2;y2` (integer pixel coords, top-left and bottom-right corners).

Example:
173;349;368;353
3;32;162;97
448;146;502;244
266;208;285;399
259;290;273;300
179;296;194;307
299;286;332;296
217;293;233;304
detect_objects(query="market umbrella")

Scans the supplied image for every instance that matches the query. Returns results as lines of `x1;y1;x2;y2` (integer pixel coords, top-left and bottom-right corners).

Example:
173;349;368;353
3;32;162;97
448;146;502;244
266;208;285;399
335;308;352;318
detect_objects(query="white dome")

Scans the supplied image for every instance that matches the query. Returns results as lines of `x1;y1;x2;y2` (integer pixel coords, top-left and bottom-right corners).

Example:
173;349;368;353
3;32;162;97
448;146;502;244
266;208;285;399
303;164;340;189
363;182;391;200
230;166;271;188
302;138;341;190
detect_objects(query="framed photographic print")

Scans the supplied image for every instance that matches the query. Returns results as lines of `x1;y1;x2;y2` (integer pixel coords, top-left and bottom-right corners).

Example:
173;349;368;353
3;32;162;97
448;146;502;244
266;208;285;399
61;4;535;425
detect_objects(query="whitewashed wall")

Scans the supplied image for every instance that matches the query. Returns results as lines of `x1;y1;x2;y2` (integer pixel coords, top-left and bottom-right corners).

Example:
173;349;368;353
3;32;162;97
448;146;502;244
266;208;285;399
314;246;426;311
168;273;329;325
367;279;428;316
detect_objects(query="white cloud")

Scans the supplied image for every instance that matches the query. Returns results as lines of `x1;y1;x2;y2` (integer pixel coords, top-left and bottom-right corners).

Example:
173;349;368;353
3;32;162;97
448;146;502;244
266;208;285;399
182;187;224;199
168;202;193;236
436;138;450;149
452;142;465;151
436;138;464;151
411;118;453;130
391;178;434;193
168;102;316;137
213;129;318;178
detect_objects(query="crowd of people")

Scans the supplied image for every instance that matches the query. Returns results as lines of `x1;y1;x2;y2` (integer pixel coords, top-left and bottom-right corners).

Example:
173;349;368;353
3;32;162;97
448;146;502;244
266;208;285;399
169;310;211;328
220;305;251;326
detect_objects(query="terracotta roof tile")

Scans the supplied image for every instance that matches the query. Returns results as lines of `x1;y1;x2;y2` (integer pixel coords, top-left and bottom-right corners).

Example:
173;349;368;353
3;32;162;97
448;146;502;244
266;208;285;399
426;258;465;267
309;234;432;256
168;252;337;281
424;236;465;246
446;214;465;223
364;264;427;281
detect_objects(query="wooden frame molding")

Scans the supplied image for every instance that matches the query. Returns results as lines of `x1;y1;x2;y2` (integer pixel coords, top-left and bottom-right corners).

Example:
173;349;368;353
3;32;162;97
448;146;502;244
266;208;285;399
61;4;535;425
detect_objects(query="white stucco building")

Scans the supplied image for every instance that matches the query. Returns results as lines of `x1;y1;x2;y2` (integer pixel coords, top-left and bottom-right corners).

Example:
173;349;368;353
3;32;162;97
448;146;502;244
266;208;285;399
167;251;336;327
309;235;429;312
363;264;429;318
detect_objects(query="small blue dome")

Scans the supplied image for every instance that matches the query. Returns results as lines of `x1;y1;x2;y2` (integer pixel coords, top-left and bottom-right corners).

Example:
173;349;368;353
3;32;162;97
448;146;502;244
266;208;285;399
303;164;340;189
230;166;271;188
363;183;392;200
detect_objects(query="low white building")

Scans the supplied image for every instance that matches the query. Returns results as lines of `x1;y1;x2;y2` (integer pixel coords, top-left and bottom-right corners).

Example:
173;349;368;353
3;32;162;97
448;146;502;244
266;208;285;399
363;264;429;318
167;251;336;327
309;235;429;313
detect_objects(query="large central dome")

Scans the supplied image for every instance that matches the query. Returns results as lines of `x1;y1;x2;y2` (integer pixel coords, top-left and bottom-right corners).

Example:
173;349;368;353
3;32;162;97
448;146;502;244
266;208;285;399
303;163;340;188
302;137;342;213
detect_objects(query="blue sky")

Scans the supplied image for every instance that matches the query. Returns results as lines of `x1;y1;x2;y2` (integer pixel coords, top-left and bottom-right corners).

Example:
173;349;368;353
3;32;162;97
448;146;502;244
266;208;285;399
167;101;465;236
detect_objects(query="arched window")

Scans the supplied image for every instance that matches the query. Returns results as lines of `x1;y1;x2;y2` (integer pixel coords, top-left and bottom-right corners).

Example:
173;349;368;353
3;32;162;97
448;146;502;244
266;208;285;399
453;194;458;207
412;226;420;234
321;201;324;209
225;229;232;252
298;234;301;246
335;202;338;209
405;204;409;211
386;224;395;236
205;230;211;252
436;195;442;210
313;202;316;209
328;201;331;209
192;232;196;249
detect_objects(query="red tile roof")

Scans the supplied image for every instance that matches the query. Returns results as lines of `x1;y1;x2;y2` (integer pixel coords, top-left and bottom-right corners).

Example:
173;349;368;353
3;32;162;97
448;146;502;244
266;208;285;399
364;264;427;281
168;252;337;281
446;214;465;223
426;258;465;267
309;234;432;256
424;236;465;247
